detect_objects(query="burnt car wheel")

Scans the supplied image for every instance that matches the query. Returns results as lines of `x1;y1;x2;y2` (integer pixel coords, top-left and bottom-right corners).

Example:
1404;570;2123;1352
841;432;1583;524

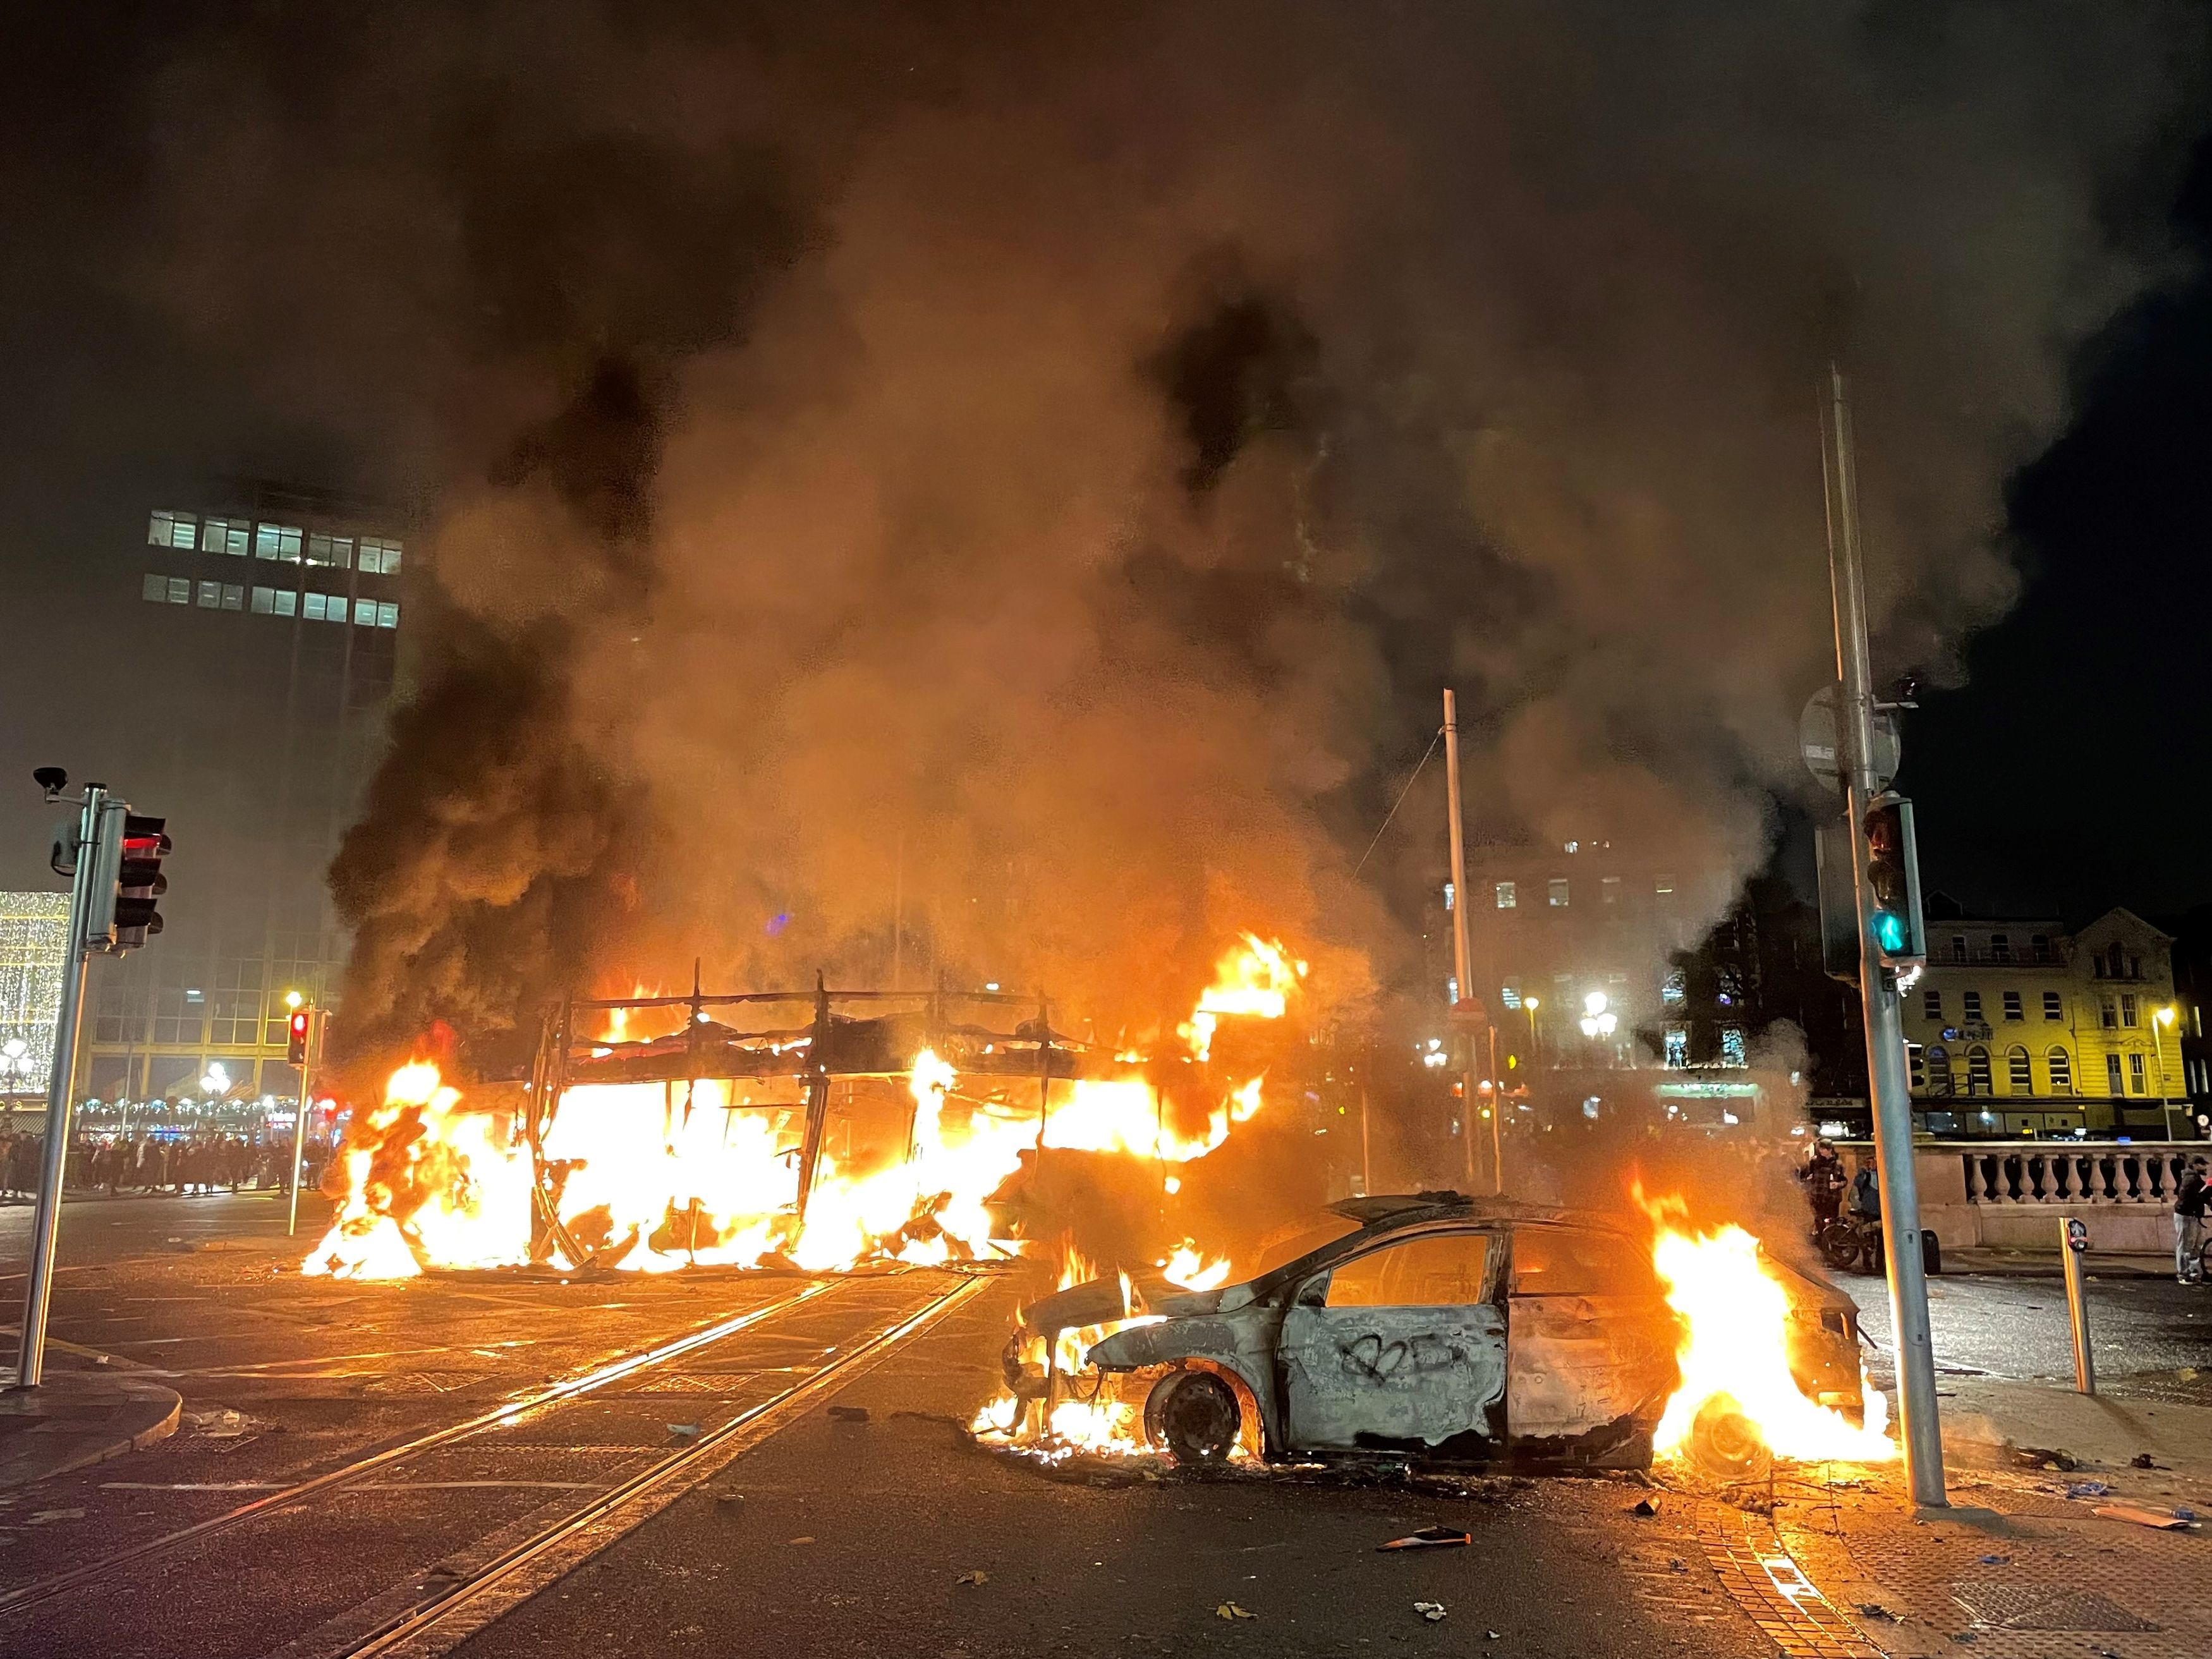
1145;1370;1241;1464
1684;1395;1773;1483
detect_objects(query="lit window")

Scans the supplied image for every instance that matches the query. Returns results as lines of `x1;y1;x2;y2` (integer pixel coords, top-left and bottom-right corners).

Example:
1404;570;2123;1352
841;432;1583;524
353;597;379;626
1661;969;1686;1007
1962;990;1982;1022
2120;994;2137;1028
221;583;243;611
2047;1047;2072;1091
302;593;334;621
254;522;304;561
2003;990;2022;1022
1907;1042;1925;1089
250;586;276;614
1601;876;1621;904
377;600;399;628
195;580;221;609
1663;1026;1687;1068
358;535;403;575
1922;988;1942;1020
1494;882;1516;909
273;588;297;617
1718;1027;1747;1067
1500;985;1522;1010
166;576;190;604
147;510;197;549
1926;1045;1952;1096
202;516;249;556
1654;874;1675;896
306;532;354;568
2043;991;2062;1021
1548;878;1569;908
142;573;169;602
2007;1047;2031;1091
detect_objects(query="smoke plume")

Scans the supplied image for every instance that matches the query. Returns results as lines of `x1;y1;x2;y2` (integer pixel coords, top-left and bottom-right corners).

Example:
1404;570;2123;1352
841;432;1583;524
100;1;2201;1063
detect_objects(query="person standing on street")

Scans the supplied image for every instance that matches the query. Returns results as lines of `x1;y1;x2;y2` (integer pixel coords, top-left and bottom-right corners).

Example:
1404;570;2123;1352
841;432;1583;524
1799;1138;1847;1242
2175;1156;2209;1284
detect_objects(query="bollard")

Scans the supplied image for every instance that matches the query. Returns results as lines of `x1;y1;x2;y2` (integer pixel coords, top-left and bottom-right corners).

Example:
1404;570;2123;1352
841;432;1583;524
2060;1216;2095;1396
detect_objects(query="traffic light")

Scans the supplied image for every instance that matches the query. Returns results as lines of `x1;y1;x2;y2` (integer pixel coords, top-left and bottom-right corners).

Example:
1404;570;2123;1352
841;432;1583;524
288;1007;312;1064
1862;793;1926;968
111;815;170;950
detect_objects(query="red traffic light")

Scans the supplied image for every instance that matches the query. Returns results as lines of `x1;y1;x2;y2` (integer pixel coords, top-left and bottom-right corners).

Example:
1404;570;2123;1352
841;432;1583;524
288;1008;312;1064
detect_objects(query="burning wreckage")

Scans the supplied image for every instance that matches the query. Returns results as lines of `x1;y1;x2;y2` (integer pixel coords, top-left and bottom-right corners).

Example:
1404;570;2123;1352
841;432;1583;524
975;1191;1893;1480
303;937;1306;1281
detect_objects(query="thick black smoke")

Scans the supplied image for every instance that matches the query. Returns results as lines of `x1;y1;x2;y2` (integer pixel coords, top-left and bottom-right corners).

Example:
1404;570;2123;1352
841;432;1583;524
57;1;2203;1060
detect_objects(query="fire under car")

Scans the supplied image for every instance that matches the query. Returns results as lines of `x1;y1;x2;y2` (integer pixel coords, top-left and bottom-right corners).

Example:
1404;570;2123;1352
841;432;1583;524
1007;1193;1869;1469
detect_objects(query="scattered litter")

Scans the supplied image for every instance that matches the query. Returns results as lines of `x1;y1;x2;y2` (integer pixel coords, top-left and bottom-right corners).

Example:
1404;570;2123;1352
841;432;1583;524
1379;1526;1471;1551
1486;1631;1500;1641
1978;1554;2010;1565
2064;1481;2112;1500
2129;1453;2164;1469
1413;1602;1448;1622
2179;1366;2199;1382
710;1490;744;1512
2016;1446;2078;1472
1857;1603;1900;1622
2177;1507;2197;1522
1952;1632;1976;1644
2091;1504;2192;1531
1668;1559;1686;1574
828;1405;871;1423
956;1570;988;1586
1215;1601;1257;1620
666;1423;701;1441
1629;1497;1660;1517
788;1535;815;1545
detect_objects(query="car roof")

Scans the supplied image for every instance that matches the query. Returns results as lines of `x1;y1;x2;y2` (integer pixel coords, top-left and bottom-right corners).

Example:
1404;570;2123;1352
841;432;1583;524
1327;1191;1637;1237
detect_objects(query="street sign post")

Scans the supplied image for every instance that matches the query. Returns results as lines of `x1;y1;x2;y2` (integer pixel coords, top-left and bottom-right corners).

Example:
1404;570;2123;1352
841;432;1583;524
1799;684;1900;793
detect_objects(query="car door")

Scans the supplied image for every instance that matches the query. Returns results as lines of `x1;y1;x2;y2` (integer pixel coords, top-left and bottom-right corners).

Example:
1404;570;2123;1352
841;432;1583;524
1505;1222;1675;1448
1279;1227;1506;1453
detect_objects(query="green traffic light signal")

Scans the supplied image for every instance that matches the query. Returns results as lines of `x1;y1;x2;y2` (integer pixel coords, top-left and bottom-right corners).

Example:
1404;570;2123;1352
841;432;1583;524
1871;909;1907;954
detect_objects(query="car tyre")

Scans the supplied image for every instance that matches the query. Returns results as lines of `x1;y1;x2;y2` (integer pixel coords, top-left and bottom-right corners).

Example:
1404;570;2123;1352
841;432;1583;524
1684;1395;1772;1483
1145;1370;1241;1465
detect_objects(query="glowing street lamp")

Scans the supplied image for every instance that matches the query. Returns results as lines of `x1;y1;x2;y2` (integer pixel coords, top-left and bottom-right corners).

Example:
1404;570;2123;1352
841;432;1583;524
1578;990;1618;1040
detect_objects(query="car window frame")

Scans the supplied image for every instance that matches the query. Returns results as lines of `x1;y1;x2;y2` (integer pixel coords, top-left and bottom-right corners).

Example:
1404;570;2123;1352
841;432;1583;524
1295;1224;1504;1311
1505;1220;1655;1299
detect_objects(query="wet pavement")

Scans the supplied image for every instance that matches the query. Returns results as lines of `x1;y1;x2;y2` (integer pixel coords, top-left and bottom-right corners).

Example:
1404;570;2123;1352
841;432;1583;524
1837;1268;2212;1404
0;1193;2206;1658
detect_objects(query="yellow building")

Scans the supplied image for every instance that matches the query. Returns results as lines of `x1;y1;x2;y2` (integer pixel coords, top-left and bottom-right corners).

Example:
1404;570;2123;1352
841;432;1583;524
1904;908;2186;1137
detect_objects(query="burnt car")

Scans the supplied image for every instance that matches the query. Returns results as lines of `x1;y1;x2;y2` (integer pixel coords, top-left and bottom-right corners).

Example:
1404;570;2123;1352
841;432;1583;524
1014;1193;1866;1468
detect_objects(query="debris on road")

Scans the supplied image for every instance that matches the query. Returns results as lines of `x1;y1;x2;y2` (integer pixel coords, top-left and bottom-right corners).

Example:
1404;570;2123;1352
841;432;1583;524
829;1405;872;1423
2091;1504;2194;1530
1379;1526;1472;1550
1857;1603;1900;1622
2129;1452;2163;1469
956;1570;988;1586
1977;1554;2009;1565
788;1535;815;1545
2063;1481;2112;1499
2015;1446;2078;1471
1629;1497;1660;1517
1413;1601;1448;1622
1215;1601;1257;1620
666;1422;701;1441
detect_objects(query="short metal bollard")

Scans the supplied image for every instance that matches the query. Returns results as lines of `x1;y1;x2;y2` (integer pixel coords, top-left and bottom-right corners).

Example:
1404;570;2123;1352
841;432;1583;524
2061;1216;2095;1396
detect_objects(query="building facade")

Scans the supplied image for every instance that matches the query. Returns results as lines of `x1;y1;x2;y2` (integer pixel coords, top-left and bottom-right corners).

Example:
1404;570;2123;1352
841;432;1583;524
1903;907;2187;1137
66;483;413;1121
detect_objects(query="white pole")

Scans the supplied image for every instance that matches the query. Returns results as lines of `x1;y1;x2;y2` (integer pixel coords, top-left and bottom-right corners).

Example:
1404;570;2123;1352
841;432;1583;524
1823;364;1947;1509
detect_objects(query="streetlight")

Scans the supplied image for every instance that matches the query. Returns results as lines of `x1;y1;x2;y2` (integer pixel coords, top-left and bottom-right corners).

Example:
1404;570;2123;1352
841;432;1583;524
1577;990;1619;1040
1523;996;1541;1070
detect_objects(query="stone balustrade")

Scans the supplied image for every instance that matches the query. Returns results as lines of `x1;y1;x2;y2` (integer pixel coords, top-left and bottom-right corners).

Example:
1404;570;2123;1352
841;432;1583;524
1840;1139;2201;1254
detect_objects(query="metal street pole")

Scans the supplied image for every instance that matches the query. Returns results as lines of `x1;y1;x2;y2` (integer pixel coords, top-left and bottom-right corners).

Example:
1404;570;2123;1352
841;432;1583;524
1442;690;1483;1191
1822;364;1947;1509
2060;1217;2096;1395
288;1006;320;1237
17;786;106;1388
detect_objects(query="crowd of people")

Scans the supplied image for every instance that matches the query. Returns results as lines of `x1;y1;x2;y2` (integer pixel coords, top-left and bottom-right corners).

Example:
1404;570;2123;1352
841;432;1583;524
0;1129;331;1201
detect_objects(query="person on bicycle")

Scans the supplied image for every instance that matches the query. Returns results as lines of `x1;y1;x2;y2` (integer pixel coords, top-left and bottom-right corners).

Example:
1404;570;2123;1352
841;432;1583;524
1799;1139;1847;1241
2175;1156;2208;1285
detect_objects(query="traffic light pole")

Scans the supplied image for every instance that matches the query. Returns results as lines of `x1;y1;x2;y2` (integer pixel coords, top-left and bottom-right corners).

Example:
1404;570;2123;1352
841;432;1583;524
288;1007;320;1238
1823;365;1947;1509
1442;690;1492;1193
16;786;106;1389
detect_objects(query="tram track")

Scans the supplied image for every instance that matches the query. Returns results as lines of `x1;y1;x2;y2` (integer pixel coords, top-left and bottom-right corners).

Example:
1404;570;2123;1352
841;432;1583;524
0;1276;840;1619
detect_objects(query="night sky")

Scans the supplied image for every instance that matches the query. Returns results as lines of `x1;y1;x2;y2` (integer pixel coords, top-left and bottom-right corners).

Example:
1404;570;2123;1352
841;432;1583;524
1900;123;2212;927
2;4;2209;979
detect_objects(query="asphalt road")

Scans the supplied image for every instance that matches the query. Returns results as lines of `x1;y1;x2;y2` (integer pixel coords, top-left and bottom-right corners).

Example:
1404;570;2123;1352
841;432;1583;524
1837;1265;2212;1403
0;1191;2021;1659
